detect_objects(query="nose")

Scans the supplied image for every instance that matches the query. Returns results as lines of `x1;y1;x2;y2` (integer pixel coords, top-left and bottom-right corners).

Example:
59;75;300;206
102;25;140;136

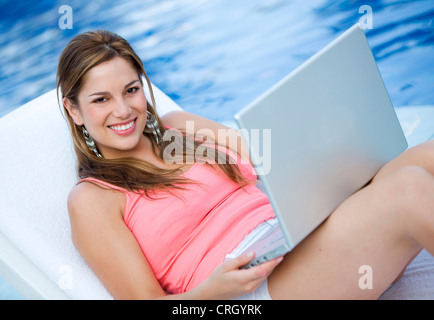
112;97;132;119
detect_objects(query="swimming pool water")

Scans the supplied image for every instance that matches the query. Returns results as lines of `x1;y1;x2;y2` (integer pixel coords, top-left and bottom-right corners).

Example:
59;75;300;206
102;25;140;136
0;0;433;121
0;0;433;299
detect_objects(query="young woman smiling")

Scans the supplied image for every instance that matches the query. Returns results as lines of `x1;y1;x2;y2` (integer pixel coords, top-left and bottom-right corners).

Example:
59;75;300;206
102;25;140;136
57;30;434;300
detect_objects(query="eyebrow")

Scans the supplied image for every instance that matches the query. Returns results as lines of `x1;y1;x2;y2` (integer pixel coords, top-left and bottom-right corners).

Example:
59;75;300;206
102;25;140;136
88;80;140;97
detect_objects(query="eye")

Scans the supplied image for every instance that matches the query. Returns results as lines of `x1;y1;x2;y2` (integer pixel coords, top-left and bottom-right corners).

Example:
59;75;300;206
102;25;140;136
93;97;107;104
126;87;138;94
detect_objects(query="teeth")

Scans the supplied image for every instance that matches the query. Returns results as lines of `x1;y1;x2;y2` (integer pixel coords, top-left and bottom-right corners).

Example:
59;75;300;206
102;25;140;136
109;120;134;131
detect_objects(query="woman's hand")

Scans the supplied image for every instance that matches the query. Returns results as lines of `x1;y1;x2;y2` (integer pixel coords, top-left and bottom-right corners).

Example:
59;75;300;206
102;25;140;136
193;252;283;300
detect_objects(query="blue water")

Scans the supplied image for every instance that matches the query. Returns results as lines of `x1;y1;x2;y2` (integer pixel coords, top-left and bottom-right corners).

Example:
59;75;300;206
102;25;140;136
0;0;433;299
1;0;433;121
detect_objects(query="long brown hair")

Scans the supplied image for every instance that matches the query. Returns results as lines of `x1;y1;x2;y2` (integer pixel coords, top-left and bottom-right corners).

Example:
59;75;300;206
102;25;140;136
57;30;251;197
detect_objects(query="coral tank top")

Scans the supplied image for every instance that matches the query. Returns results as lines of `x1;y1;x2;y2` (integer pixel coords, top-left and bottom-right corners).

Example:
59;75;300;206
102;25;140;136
81;149;275;294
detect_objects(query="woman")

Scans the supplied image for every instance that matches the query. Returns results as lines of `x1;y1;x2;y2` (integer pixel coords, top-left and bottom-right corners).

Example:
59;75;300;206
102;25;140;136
58;30;434;300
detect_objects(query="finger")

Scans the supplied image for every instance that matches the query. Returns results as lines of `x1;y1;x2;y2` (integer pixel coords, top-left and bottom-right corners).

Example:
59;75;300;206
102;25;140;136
249;256;284;279
222;251;255;271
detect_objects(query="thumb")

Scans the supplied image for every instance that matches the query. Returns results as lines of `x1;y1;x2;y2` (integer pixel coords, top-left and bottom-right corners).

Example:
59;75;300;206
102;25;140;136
222;251;255;271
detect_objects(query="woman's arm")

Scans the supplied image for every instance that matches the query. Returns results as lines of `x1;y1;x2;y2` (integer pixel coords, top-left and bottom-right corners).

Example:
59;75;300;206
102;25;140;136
68;181;167;299
161;110;251;162
68;181;280;299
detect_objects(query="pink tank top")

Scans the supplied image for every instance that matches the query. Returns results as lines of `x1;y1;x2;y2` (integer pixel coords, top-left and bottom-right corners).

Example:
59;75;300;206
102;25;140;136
81;150;275;294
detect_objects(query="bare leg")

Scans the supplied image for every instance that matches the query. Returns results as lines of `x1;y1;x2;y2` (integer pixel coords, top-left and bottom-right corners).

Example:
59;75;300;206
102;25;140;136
371;140;434;283
373;140;434;181
268;164;434;299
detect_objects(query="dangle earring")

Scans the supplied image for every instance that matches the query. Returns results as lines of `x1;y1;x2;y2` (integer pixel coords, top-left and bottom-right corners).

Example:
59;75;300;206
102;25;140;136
82;126;103;159
146;110;162;144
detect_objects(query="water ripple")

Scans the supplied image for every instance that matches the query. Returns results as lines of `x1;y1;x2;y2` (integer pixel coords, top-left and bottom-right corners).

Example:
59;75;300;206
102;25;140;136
0;0;433;120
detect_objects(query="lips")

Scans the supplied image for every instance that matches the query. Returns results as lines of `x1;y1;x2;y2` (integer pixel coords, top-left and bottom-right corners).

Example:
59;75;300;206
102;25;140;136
108;118;137;136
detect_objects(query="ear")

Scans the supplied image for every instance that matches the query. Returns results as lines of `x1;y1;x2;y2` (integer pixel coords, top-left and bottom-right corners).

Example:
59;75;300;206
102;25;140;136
63;97;84;126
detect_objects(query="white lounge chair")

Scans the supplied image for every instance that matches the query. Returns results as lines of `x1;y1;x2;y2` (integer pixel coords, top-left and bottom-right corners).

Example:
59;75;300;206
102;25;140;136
0;85;433;299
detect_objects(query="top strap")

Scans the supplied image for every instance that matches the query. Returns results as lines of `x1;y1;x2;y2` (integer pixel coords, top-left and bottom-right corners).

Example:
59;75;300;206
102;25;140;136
80;177;129;193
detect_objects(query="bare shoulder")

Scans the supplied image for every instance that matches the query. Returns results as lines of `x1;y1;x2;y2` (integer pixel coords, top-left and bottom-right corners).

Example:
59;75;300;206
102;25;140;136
159;110;188;127
67;180;125;221
160;110;232;131
67;180;127;256
67;182;165;299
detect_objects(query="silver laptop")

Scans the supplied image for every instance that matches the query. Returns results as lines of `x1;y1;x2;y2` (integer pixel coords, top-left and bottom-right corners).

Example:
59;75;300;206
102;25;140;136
233;24;408;268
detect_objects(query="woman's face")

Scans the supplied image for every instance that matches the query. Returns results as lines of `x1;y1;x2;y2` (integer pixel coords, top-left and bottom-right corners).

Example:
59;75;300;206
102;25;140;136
65;56;148;158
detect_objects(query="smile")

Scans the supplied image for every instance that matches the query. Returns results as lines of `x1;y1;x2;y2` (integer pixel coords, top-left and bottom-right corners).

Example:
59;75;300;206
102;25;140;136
109;119;135;131
108;118;137;136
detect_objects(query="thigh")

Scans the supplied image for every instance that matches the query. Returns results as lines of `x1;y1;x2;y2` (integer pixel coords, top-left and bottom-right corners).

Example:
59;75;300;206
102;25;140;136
267;170;422;300
373;140;434;182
